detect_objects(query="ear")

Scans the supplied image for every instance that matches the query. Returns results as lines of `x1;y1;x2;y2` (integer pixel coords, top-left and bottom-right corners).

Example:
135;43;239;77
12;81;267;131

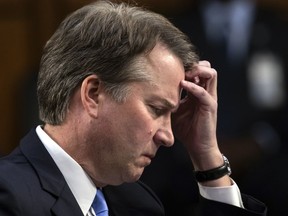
80;74;102;118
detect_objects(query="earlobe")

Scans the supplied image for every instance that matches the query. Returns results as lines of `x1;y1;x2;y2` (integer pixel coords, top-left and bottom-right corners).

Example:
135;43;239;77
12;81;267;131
81;74;101;118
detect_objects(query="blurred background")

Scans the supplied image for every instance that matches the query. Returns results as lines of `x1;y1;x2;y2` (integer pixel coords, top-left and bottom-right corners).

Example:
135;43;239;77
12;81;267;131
0;0;288;215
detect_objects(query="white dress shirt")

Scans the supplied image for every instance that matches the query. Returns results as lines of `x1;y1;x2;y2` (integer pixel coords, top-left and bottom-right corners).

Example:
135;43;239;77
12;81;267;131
36;125;244;214
36;126;97;216
198;180;244;208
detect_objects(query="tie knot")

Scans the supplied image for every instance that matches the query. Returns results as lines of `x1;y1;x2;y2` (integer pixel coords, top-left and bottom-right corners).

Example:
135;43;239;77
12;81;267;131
92;189;108;216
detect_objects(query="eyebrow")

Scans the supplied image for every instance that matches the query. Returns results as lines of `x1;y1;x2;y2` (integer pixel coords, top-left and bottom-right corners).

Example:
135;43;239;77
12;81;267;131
157;97;179;111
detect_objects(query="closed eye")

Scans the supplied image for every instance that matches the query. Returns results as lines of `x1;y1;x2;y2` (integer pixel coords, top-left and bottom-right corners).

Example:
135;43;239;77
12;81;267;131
149;105;168;117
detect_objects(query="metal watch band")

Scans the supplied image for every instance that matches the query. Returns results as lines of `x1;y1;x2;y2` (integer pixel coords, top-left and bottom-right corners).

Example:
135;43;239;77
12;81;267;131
194;155;232;182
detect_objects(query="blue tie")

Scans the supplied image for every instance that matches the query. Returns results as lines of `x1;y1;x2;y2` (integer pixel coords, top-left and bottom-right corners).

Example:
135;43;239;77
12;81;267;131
92;189;109;216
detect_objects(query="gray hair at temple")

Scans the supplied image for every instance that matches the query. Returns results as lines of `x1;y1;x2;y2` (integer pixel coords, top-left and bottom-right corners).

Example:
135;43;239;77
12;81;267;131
37;0;199;125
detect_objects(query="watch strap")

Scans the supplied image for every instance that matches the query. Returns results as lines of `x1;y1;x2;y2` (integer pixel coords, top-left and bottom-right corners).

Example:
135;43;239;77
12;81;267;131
194;155;231;182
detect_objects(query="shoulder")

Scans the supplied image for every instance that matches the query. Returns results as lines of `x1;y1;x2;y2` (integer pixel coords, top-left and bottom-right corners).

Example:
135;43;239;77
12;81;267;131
0;147;43;196
0;149;42;214
0;148;30;178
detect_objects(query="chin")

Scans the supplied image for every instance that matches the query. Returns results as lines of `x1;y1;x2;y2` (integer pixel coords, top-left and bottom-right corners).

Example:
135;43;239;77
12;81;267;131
124;169;144;183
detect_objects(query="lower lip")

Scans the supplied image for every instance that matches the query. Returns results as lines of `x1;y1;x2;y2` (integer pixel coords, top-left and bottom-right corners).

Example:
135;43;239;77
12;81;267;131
147;156;152;160
142;155;152;165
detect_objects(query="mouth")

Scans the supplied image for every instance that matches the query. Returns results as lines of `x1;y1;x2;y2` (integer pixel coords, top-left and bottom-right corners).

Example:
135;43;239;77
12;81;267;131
141;153;155;166
143;153;155;160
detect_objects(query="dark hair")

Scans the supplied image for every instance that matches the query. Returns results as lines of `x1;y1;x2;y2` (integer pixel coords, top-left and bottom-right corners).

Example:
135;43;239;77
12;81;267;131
37;0;198;125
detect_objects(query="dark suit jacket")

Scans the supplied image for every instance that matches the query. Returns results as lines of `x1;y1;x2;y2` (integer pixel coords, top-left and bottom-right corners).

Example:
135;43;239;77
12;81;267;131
0;129;266;215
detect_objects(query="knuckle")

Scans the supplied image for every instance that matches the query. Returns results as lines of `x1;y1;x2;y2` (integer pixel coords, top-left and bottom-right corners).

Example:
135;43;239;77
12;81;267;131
200;60;211;67
211;68;217;78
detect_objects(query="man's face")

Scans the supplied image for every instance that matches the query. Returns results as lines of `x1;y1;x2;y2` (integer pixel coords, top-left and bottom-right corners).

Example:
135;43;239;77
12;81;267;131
89;43;185;186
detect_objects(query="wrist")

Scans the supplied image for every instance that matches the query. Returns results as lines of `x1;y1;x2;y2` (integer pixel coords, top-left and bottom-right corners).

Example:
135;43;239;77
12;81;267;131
193;154;232;186
190;149;223;171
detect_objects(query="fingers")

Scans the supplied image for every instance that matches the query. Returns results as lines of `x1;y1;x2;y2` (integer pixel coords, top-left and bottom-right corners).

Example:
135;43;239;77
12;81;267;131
180;80;212;106
198;60;211;67
186;60;215;80
182;60;218;104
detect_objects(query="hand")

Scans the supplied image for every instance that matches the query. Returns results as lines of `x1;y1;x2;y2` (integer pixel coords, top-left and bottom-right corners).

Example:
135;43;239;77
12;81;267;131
172;61;225;175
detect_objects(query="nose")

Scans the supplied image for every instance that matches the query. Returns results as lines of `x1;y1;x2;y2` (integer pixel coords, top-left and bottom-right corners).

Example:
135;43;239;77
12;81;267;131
153;124;174;147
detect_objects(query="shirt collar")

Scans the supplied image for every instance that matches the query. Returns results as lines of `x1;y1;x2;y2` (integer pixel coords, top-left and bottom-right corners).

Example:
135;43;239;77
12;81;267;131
36;125;96;215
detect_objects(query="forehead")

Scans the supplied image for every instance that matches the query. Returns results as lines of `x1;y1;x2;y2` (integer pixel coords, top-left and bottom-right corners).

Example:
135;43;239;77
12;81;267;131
145;43;185;84
140;43;185;104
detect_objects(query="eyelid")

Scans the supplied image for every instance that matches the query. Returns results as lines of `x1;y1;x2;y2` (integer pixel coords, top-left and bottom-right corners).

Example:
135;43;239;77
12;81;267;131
148;97;179;117
149;105;163;115
150;105;172;117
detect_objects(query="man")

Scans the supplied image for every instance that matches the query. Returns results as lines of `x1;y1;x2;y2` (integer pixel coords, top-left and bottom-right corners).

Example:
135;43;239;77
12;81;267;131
0;1;266;215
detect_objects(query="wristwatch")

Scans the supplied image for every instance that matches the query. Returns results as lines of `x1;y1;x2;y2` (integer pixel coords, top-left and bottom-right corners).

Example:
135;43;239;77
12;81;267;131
194;155;232;182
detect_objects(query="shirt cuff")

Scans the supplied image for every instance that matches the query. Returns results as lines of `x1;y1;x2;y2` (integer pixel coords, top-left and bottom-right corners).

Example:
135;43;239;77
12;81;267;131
198;178;244;208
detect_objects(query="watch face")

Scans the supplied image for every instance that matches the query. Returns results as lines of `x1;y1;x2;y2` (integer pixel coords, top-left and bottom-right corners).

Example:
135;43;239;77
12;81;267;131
223;155;232;175
227;166;232;175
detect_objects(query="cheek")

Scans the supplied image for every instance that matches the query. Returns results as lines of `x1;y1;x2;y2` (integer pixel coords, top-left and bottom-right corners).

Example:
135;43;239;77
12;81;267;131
100;99;155;149
124;110;154;140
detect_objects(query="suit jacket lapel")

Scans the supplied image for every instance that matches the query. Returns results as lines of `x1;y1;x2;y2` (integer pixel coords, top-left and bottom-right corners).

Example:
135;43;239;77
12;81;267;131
103;182;165;216
20;129;83;216
50;184;84;216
